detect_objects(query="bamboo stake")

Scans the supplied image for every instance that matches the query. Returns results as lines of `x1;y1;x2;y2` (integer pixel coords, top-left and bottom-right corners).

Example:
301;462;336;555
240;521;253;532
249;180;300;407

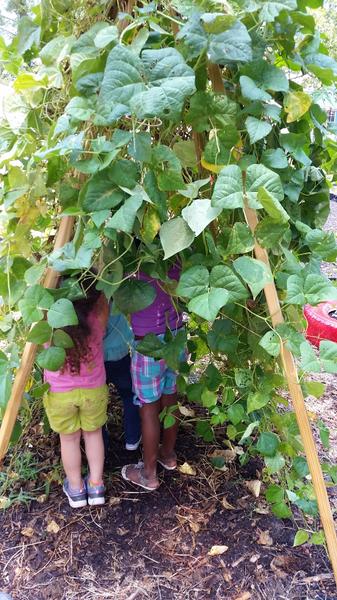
209;63;337;583
0;216;74;462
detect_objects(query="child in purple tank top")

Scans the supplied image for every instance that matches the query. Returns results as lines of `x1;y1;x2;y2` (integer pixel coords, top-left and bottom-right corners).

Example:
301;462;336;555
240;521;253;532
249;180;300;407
122;265;186;491
43;275;109;508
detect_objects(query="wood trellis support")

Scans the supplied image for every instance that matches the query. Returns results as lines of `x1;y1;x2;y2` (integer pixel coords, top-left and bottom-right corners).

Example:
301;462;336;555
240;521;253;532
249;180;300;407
0;216;75;461
209;63;337;583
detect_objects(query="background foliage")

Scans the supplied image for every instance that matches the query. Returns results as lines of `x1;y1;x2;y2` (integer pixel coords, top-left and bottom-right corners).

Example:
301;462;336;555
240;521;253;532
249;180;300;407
1;0;337;537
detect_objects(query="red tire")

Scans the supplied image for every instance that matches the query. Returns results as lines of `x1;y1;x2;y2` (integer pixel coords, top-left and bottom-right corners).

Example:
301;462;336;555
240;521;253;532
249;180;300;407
304;301;337;348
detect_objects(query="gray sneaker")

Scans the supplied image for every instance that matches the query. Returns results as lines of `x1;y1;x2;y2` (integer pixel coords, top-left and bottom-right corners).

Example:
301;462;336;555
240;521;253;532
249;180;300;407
85;476;105;506
63;479;87;508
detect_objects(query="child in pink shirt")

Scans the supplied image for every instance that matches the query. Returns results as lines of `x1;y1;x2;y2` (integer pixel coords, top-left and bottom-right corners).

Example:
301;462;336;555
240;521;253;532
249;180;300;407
44;275;109;508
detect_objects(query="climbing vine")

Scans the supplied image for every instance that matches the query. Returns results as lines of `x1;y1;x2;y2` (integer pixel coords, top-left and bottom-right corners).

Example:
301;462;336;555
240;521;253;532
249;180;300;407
1;0;337;537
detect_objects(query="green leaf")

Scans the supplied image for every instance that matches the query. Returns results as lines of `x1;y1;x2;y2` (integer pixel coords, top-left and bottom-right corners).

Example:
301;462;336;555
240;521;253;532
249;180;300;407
241;60;289;92
261;148;288;169
293;530;309;547
81;178;124;213
225;222;255;255
27;321;52;344
24;263;46;285
37;347;66;371
210;265;249;302
287;274;337;305
228;403;246;425
264;453;286;473
257;187;289;223
96;262;123;299
310;530;325;545
240;76;271;101
203;127;239;166
256;431;280;456
317;419;330;449
233;256;272;299
182;199;221;238
176;266;209;298
239;421;259;443
185;92;238;132
65;96;96;121
18;285;54;324
160;218;195;260
211;165;243;209
114;279;156;314
271;502;292;519
53;329;74;348
255;218;289;248
247;391;270;413
201;388;218;408
207;319;239;354
320;340;337;374
293;456;310;477
266;484;284;503
47;299;79;328
246;117;272;144
107;193;143;234
16;16;40;54
136;333;165;358
173;140;198;168
300;341;321;372
305;230;337;261
284;91;312;123
246;163;283;210
280;133;311;166
94;25;118;49
259;0;297;22
303;381;325;399
128;132;152;162
188;288;230;321
259;330;280;357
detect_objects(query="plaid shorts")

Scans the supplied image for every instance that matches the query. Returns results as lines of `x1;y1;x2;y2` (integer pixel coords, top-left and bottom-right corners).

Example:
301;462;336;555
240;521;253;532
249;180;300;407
131;331;186;406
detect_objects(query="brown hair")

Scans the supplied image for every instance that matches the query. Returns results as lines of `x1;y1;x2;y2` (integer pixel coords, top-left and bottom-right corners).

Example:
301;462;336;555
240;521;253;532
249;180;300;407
62;275;101;375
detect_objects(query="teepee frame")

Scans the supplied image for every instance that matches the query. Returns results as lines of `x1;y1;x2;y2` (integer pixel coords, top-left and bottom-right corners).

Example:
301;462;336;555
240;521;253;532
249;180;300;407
0;0;337;585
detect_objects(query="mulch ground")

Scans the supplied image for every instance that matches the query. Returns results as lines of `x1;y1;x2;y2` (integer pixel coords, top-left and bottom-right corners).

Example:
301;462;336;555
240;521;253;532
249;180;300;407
0;402;337;600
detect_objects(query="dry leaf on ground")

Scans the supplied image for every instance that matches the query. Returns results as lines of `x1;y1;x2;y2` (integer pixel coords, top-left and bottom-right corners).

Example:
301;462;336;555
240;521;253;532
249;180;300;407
221;497;236;510
178;462;196;476
208;545;229;556
234;593;251;600
0;496;10;509
244;480;261;498
257;530;273;546
21;526;34;538
46;520;60;534
178;404;195;417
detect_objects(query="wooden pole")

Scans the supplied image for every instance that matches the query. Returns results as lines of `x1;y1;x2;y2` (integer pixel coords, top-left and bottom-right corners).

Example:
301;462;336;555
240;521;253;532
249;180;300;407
209;63;337;583
0;216;74;462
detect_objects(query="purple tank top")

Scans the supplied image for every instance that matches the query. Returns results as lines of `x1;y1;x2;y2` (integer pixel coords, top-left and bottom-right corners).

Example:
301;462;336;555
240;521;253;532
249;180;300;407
131;265;183;336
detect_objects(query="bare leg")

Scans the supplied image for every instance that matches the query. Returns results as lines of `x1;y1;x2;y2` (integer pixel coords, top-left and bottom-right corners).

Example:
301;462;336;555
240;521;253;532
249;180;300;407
82;428;104;484
123;401;160;489
60;430;83;489
159;393;178;468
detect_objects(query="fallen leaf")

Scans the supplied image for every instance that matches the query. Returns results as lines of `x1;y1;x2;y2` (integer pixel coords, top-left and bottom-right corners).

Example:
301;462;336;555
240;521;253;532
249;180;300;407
21;527;34;538
210;449;236;463
46;520;60;534
0;496;10;509
232;556;245;568
178;404;195;417
208;545;229;556
117;527;128;536
257;530;273;546
270;556;287;579
244;480;261;498
249;553;260;563
109;497;121;506
221;497;236;510
36;494;47;504
234;593;251;600
178;462;196;476
189;521;200;533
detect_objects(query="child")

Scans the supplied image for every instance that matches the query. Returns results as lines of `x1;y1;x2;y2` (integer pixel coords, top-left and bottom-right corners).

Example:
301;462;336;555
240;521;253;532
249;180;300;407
121;264;185;491
43;275;109;508
103;309;141;450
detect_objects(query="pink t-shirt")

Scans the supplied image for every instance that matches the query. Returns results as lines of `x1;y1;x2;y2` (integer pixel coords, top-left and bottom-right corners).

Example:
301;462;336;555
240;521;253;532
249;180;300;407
131;265;183;337
44;310;106;393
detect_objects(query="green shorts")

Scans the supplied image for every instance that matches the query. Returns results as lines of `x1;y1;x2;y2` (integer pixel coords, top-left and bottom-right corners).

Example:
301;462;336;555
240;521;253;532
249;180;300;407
43;384;108;434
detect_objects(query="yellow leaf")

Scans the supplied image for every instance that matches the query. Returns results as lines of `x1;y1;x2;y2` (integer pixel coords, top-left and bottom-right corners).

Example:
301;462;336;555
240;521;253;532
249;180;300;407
244;479;261;498
21;526;34;538
178;404;195;417
284;91;312;123
178;462;196;476
208;545;229;556
201;157;225;174
141;206;161;243
221;497;236;510
257;530;273;546
0;496;10;509
46;520;60;534
36;494;47;504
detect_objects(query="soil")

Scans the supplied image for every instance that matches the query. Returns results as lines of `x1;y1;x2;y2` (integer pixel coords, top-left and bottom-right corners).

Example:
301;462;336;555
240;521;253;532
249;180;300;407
1;204;337;600
0;402;337;600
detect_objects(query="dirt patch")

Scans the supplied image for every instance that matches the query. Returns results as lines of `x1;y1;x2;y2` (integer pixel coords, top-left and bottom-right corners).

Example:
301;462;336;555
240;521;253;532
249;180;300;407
0;413;336;600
